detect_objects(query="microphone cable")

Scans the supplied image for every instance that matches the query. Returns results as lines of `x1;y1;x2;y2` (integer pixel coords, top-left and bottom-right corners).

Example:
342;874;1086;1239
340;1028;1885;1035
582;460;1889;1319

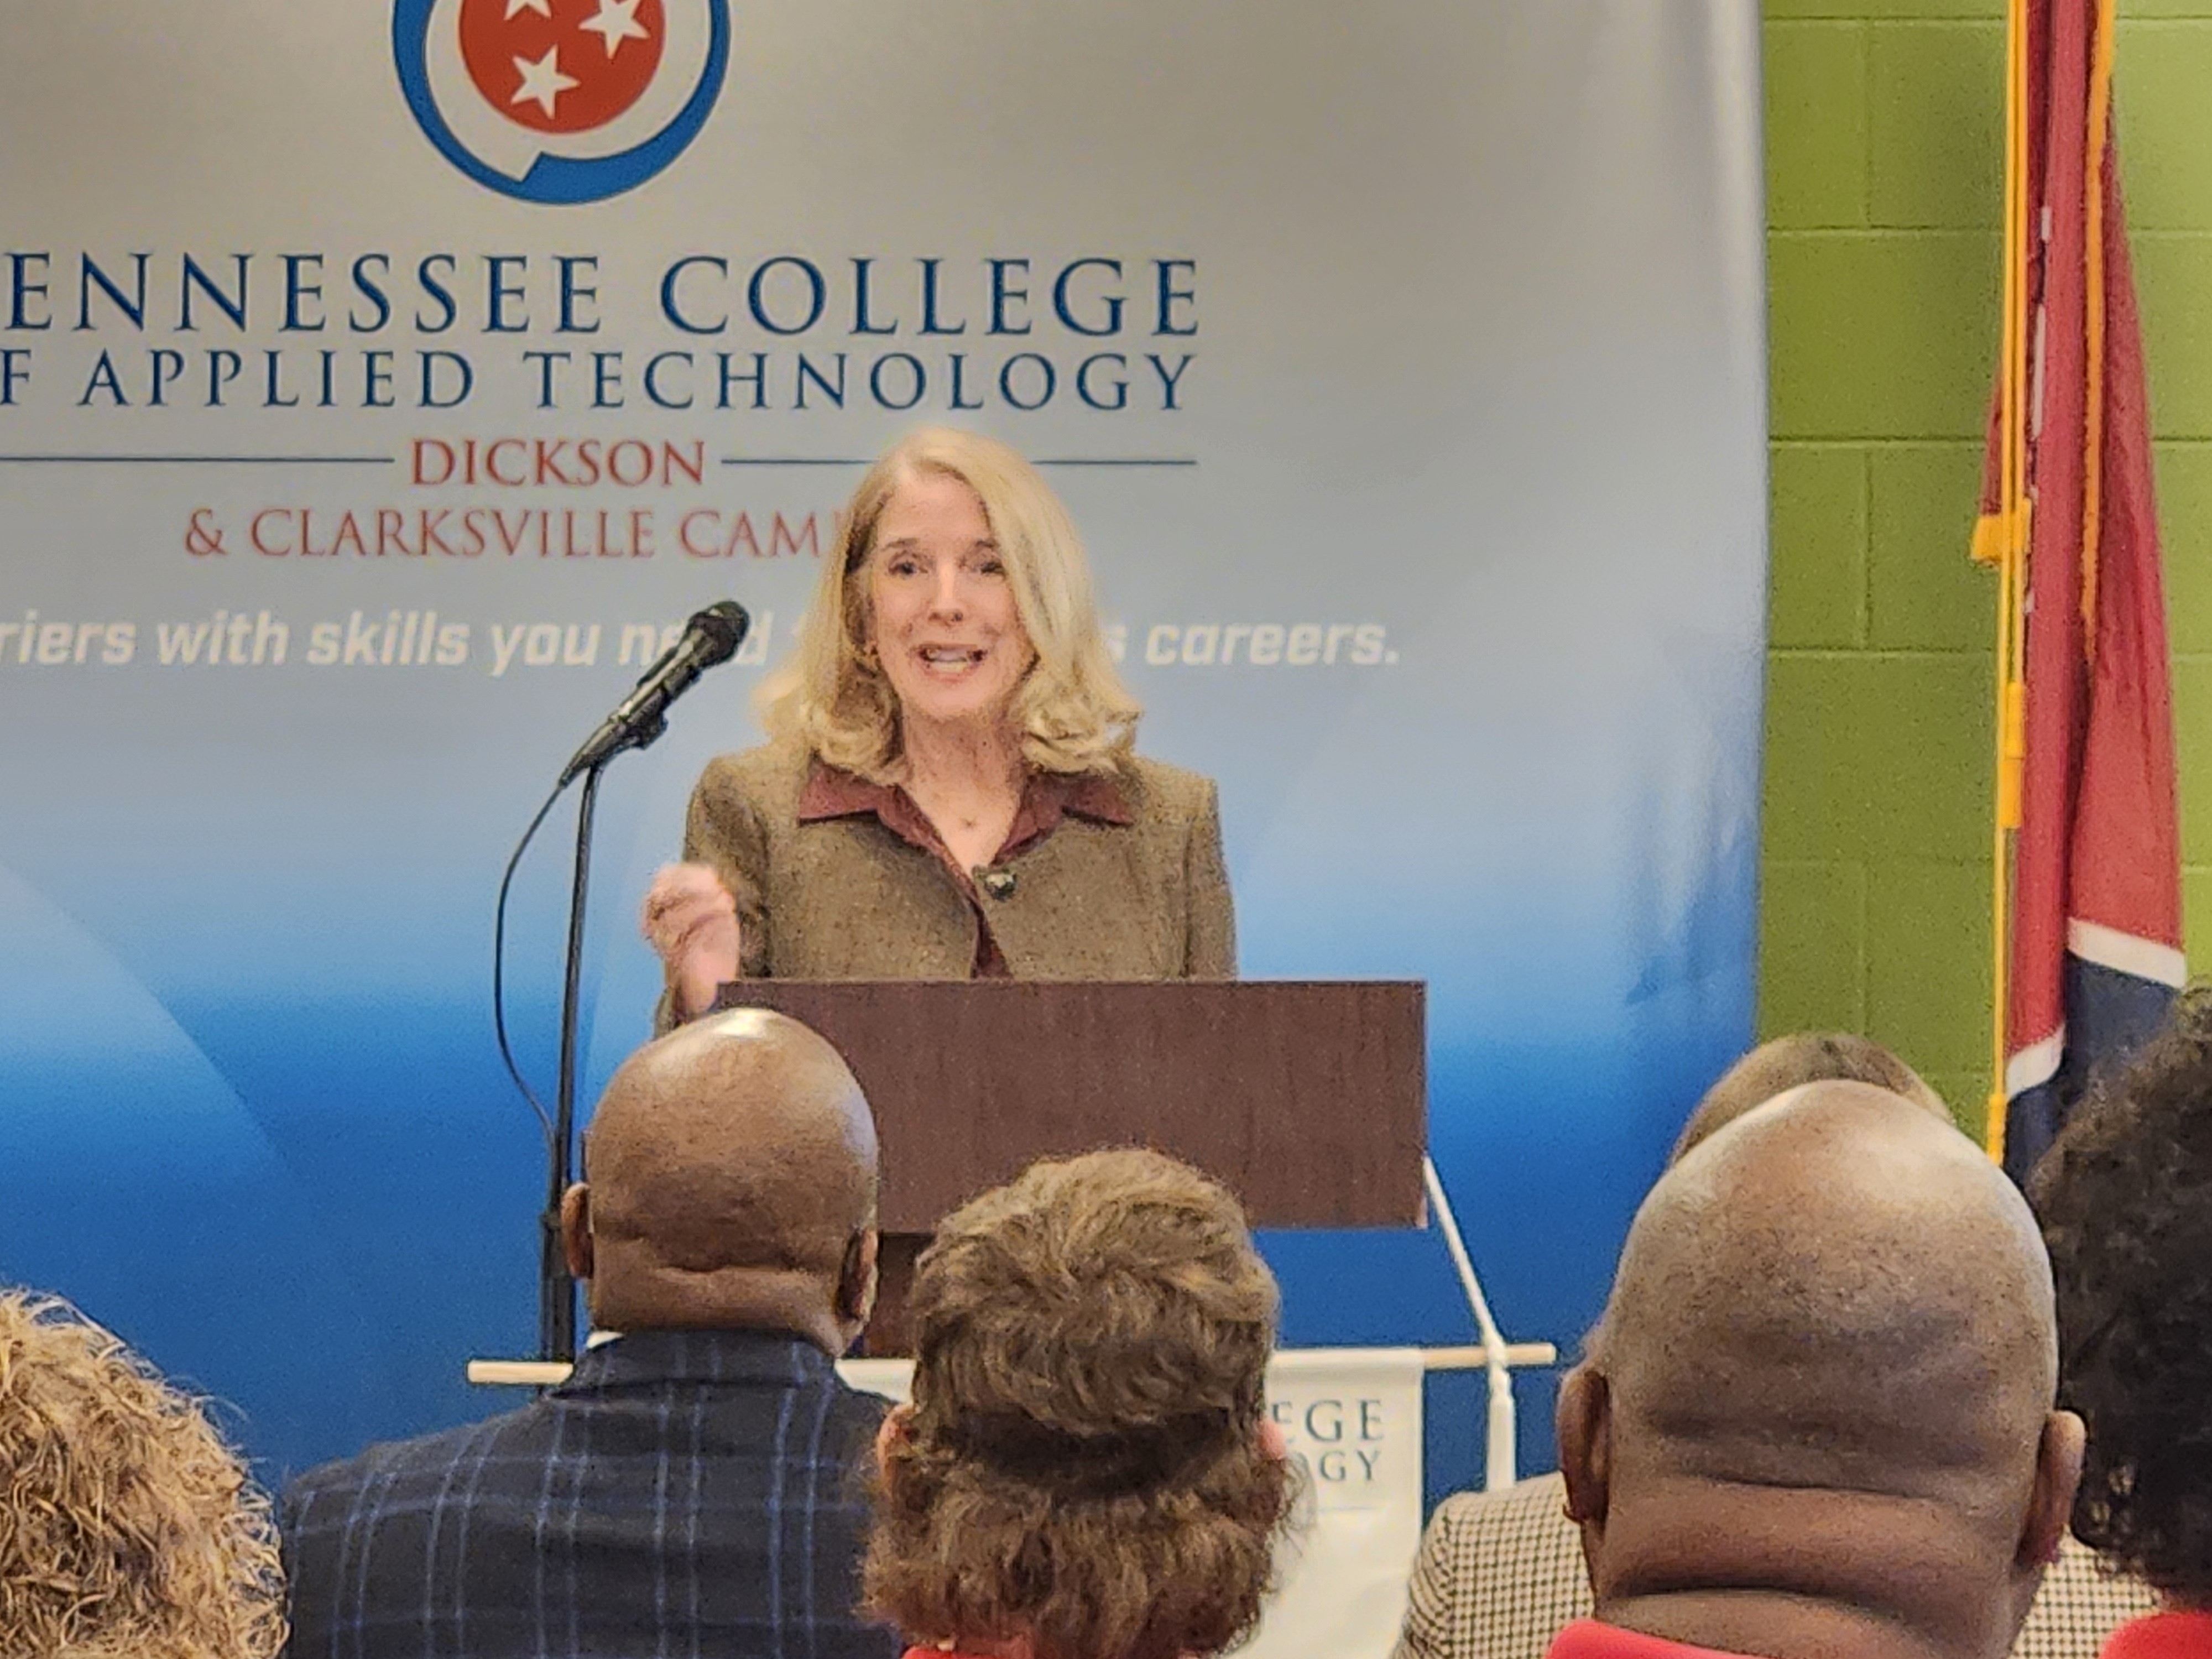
493;597;743;1154
492;775;570;1154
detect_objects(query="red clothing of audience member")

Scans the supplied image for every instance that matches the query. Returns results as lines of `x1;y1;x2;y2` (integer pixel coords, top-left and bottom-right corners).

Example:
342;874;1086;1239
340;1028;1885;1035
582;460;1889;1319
1548;1619;1759;1659
2103;1615;2212;1659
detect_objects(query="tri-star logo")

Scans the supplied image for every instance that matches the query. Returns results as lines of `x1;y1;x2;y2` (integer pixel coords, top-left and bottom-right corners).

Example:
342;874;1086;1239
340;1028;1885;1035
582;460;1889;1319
468;0;660;132
394;0;730;204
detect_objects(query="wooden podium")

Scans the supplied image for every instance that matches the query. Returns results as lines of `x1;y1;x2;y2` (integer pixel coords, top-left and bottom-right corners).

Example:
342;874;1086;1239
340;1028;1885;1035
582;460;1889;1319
711;980;1427;1351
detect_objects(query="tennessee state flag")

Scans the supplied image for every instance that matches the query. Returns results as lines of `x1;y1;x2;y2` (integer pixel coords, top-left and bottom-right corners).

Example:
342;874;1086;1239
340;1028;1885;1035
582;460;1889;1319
1977;0;2183;1180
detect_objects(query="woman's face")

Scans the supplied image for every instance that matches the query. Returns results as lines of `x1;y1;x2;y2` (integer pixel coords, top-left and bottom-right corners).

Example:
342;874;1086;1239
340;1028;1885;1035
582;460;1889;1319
863;471;1035;737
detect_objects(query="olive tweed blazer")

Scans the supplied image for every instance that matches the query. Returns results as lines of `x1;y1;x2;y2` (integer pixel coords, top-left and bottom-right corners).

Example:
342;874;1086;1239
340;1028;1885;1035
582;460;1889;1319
664;740;1235;1013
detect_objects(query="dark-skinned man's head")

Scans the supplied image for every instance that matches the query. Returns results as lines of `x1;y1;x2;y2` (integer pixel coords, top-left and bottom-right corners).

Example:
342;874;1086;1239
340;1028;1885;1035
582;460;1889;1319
560;1008;880;1356
1559;1081;2084;1659
1671;1031;1951;1163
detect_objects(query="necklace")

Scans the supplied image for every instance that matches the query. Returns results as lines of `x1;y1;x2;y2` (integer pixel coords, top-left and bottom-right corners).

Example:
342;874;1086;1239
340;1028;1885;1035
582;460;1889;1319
909;777;1008;833
902;743;1022;852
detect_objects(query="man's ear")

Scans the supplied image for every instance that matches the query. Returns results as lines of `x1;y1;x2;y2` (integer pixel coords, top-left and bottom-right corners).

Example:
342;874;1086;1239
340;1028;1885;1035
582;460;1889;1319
1556;1363;1613;1529
560;1183;594;1282
837;1229;880;1333
2018;1409;2087;1568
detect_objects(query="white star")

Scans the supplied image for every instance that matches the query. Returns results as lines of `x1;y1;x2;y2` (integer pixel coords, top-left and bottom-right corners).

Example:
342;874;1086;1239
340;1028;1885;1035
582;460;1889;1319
578;0;651;58
504;0;552;17
510;45;579;117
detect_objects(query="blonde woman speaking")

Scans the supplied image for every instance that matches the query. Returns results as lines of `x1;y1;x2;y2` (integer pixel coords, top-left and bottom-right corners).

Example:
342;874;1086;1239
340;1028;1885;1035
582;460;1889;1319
643;427;1233;1021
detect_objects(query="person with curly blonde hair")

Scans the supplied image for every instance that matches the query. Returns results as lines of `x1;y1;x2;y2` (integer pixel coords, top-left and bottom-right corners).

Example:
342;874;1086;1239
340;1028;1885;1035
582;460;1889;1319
864;1147;1297;1659
642;426;1233;1013
0;1289;284;1659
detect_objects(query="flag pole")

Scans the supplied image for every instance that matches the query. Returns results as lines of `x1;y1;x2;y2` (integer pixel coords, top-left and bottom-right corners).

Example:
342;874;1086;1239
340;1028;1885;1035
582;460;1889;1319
1984;0;2031;1162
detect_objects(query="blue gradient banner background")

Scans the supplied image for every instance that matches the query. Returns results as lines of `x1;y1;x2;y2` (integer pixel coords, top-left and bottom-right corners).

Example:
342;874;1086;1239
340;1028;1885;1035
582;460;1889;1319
0;0;1765;1496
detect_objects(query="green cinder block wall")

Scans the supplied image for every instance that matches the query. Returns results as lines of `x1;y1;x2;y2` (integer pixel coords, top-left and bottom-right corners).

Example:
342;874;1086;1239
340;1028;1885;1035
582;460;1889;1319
1759;0;2212;1133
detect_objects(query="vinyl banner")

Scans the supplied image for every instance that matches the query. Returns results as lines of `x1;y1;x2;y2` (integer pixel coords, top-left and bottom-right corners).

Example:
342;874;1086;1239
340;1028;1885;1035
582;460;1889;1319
0;0;1766;1504
840;1347;1426;1659
1249;1348;1427;1659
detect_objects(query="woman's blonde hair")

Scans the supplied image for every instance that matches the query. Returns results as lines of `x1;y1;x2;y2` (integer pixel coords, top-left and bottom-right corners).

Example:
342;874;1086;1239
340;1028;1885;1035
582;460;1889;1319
758;427;1140;781
864;1149;1295;1659
0;1291;286;1658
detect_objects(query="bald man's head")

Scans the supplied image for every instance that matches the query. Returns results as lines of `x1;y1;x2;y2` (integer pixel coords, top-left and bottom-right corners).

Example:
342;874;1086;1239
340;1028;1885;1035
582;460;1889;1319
1671;1032;1950;1164
1561;1083;2084;1659
561;1010;880;1354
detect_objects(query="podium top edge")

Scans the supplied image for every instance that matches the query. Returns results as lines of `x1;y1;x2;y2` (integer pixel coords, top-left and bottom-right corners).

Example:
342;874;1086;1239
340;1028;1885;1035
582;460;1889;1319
471;1342;1557;1391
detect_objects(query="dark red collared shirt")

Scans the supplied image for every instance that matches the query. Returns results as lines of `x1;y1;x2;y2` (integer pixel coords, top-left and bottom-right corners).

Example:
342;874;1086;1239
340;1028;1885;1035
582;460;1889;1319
796;760;1133;977
1547;1620;1765;1659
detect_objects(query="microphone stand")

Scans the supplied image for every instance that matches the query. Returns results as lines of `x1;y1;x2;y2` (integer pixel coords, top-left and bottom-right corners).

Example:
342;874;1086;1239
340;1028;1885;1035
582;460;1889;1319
497;625;737;1371
538;756;610;1363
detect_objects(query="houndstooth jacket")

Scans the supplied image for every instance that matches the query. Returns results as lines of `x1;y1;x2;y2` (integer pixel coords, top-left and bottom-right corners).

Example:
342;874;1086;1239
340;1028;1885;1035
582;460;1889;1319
1394;1472;2158;1659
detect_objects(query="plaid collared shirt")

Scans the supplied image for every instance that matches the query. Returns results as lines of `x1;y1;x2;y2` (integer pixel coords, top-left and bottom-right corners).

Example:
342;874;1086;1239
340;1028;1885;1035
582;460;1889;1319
281;1329;899;1659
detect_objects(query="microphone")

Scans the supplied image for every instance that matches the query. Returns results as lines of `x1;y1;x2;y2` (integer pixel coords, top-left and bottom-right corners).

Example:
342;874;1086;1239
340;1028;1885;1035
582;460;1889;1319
976;866;1017;900
559;600;749;784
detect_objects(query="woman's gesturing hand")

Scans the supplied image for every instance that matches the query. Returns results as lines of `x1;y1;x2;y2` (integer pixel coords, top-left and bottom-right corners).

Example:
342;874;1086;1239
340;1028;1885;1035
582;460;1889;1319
641;863;740;1019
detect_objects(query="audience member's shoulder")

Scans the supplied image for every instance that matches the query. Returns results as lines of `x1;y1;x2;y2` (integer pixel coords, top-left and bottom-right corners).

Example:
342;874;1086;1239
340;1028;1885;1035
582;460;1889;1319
1402;1472;1591;1659
2012;1535;2161;1659
826;1378;895;1473
284;1405;534;1509
829;1371;891;1423
1430;1470;1574;1545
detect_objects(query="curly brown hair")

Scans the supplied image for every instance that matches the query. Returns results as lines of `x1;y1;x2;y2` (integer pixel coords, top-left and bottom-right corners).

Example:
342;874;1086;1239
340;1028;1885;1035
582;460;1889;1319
2031;988;2212;1605
864;1149;1295;1659
0;1291;285;1658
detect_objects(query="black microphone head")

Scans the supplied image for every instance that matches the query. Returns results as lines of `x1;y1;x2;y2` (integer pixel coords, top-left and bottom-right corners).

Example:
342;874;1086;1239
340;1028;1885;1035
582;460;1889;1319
688;601;750;664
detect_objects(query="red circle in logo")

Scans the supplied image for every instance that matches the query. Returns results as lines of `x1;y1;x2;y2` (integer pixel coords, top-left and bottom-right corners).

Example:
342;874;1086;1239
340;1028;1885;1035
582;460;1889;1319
460;0;666;135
